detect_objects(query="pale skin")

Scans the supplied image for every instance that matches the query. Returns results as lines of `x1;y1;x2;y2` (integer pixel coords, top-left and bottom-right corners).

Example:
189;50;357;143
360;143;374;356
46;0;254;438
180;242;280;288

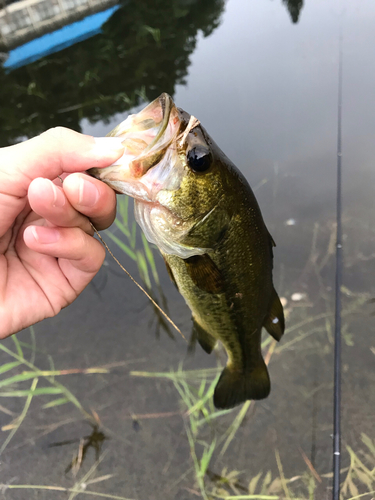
0;127;125;339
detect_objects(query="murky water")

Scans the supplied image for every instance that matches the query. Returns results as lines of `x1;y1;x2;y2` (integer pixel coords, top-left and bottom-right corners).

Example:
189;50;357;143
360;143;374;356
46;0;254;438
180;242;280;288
1;1;374;499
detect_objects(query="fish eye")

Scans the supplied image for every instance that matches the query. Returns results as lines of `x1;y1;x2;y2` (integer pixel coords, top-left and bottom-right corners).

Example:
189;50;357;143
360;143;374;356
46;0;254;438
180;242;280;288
187;146;212;173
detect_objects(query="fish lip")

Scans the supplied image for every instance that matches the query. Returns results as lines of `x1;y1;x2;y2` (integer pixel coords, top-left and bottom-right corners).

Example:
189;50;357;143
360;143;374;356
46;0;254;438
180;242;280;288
87;93;185;198
160;93;173;119
140;93;175;157
127;93;185;180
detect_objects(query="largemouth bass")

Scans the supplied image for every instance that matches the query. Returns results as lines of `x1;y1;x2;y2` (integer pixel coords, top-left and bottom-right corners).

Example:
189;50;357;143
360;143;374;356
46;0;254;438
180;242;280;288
89;93;284;409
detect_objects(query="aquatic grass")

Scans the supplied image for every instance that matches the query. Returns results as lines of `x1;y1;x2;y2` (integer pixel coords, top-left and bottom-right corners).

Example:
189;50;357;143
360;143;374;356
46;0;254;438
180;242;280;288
131;365;221;381
0;484;136;500
0;377;38;454
340;439;375;499
0;441;135;499
211;495;280;499
137;337;269;492
275;450;291;500
0;340;103;419
267;283;371;358
129;341;278;497
105;196;175;337
106;231;137;261
0;328;118;455
206;436;375;500
185;421;213;500
107;197;160;289
142;233;160;285
218;400;251;459
67;450;112;500
42;397;70;409
132;363;231;498
0;361;20;374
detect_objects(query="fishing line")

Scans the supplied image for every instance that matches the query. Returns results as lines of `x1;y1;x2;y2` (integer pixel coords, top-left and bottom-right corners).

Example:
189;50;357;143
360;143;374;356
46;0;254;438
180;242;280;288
332;23;343;500
89;221;186;341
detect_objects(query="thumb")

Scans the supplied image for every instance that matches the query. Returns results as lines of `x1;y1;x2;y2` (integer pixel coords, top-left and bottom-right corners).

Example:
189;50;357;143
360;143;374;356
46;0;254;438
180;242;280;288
0;127;124;198
0;127;124;239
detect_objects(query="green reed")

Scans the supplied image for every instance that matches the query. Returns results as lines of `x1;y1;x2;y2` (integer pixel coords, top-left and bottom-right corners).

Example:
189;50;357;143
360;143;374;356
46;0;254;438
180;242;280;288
105;196;173;337
132;362;375;499
106;196;160;290
0;328;112;456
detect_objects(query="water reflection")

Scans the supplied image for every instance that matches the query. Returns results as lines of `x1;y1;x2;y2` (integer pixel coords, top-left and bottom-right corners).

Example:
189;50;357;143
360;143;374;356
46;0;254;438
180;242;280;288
283;0;304;23
0;0;308;148
0;0;225;146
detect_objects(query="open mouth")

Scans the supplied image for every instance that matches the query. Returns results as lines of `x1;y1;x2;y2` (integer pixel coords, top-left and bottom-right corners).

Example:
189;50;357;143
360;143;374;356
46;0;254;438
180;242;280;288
114;93;180;173
89;93;185;202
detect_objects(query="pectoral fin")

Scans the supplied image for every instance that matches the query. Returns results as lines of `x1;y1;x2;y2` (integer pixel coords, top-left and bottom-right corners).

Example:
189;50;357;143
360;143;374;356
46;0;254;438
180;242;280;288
163;257;178;290
263;288;285;341
189;317;217;354
184;254;224;294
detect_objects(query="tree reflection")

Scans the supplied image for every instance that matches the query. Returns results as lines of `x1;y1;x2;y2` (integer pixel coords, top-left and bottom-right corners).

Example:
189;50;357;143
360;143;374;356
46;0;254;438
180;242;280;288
283;0;303;23
0;0;224;146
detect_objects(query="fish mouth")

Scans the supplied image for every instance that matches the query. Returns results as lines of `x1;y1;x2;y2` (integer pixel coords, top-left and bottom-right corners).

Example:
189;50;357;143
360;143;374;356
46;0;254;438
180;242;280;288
88;93;183;200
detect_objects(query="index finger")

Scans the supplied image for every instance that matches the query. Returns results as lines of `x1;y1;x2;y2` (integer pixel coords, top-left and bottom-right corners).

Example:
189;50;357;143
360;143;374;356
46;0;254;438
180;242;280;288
0;127;124;199
62;173;117;231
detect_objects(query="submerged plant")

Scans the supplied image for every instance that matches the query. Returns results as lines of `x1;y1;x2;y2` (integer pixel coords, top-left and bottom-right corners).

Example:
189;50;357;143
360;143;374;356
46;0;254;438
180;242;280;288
129;221;374;499
104;196;175;338
0;328;112;456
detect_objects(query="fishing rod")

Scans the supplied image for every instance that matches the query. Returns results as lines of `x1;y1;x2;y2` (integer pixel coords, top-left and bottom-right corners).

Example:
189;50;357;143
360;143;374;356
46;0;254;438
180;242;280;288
332;25;343;500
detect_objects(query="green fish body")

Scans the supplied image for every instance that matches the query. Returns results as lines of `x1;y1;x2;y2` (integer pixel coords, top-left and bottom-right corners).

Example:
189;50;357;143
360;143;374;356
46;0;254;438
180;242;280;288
89;93;284;409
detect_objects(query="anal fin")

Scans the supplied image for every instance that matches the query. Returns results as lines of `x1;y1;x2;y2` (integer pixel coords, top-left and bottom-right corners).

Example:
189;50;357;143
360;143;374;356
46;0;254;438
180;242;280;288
263;288;285;341
189;317;217;354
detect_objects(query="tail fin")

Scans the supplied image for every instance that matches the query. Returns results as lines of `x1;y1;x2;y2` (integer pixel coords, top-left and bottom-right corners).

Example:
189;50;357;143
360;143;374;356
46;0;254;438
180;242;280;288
213;359;270;409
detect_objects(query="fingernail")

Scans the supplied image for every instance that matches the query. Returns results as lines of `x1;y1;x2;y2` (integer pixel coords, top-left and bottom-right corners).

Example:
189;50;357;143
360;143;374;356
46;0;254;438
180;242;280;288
78;177;100;206
31;226;60;244
50;181;66;208
91;137;124;156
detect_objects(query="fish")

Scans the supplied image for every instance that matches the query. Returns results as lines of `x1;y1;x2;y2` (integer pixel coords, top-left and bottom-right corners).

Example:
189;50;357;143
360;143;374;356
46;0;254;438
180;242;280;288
88;93;284;409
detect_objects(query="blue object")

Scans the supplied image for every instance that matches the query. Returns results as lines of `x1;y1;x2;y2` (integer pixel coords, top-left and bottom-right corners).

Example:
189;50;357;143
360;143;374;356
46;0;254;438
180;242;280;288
3;4;120;70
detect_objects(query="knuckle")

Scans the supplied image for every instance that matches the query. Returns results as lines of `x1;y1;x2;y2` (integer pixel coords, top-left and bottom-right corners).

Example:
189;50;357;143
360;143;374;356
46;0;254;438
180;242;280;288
80;239;105;272
39;128;69;166
75;229;89;250
41;127;68;144
92;210;116;230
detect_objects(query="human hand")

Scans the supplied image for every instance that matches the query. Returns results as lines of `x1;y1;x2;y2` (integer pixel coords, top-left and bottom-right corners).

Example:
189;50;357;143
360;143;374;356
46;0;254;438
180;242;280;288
0;127;124;339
